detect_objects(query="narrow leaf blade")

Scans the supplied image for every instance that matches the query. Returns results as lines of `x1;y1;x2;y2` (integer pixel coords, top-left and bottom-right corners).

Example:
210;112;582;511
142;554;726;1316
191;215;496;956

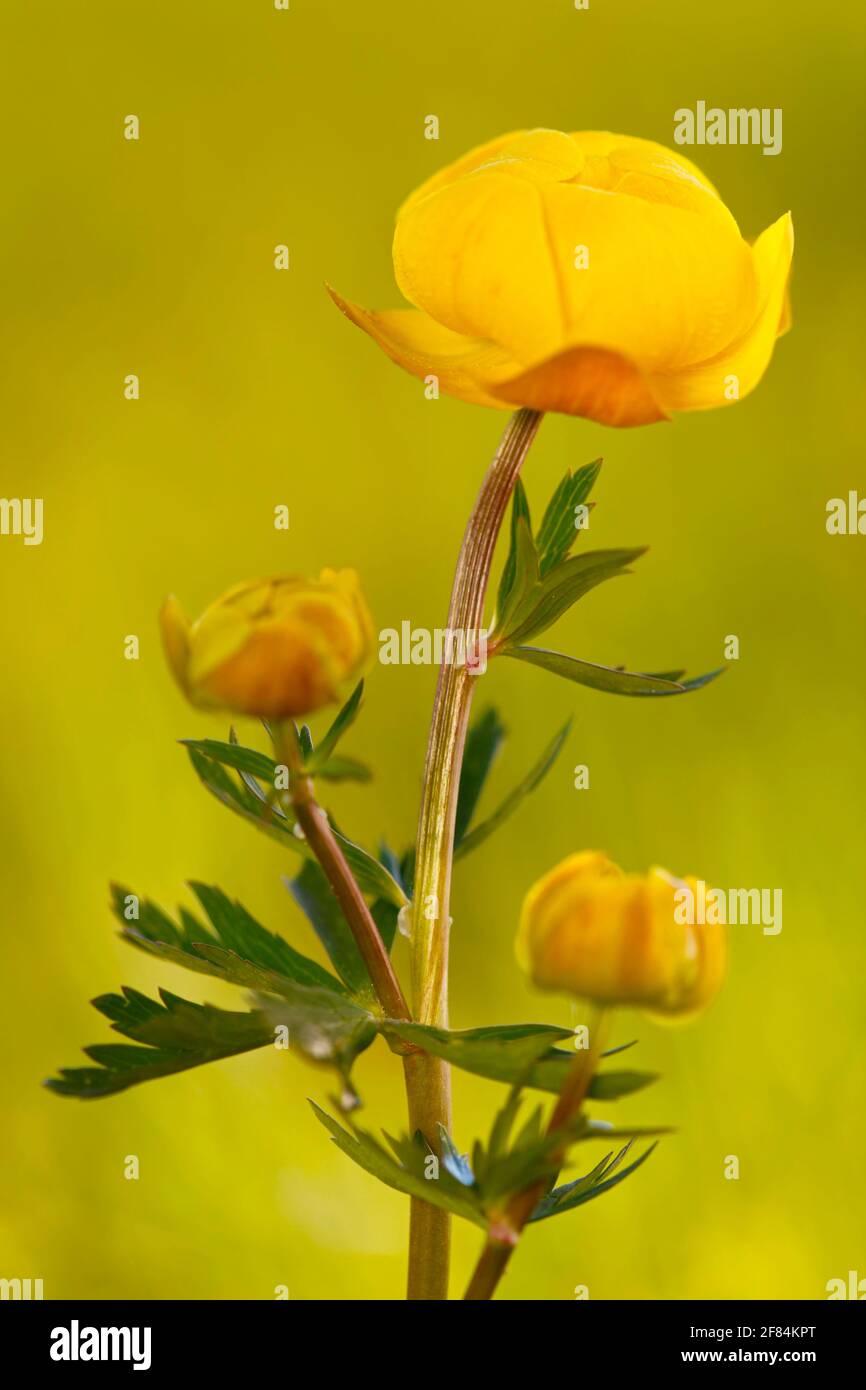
455;720;570;857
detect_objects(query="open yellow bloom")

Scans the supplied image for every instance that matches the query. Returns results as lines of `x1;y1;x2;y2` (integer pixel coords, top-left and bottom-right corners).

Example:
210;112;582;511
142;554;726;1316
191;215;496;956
516;851;725;1019
331;128;793;426
159;571;374;720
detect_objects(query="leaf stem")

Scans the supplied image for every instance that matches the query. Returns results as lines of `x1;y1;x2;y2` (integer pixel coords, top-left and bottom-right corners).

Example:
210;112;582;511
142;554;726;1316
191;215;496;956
463;1011;608;1300
406;408;544;1299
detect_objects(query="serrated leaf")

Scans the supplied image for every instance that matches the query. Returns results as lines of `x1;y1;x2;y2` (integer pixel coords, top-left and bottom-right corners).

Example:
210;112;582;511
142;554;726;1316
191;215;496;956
45;987;275;1099
379;1020;657;1101
477;1092;573;1202
495;477;532;621
113;882;346;997
503;646;723;698
260;992;377;1106
310;1103;487;1227
186;745;407;906
454;720;570;857
454;707;506;844
304;681;364;772
285;861;374;997
499;547;645;647
536;460;602;575
528;1141;658;1221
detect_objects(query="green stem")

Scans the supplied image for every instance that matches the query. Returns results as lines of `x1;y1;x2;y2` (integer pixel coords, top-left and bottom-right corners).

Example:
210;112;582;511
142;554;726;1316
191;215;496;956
406;408;544;1300
276;725;411;1023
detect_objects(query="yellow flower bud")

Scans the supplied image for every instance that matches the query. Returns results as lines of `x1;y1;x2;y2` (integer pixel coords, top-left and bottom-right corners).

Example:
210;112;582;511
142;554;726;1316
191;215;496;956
159;570;374;720
331;128;793;426
516;851;725;1020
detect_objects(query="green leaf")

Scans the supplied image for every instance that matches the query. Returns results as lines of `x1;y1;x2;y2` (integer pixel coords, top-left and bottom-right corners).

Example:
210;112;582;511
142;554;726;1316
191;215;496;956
495;478;533;621
379;1020;657;1101
528;1141;658;1222
503;646;723;698
285;861;373;997
320;826;408;907
311;754;372;783
297;724;315;762
472;1090;577;1202
304;681;364;772
45;987;275;1099
535;461;602;575
584;1070;659;1100
379;1021;569;1089
370;897;399;954
499;547;645;647
186;745;407;906
114;882;346;997
260;992;377;1106
454;707;506;844
495;514;539;635
637;669;725;697
310;1103;487;1227
182;737;276;783
454;720;570;857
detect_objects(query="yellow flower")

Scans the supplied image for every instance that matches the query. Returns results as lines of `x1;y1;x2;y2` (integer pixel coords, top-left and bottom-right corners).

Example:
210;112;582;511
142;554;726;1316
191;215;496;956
159;570;374;720
330;128;793;426
516;851;725;1019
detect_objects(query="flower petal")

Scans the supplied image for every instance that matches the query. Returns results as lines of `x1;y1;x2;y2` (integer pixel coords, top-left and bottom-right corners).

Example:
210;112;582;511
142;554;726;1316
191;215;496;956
651;212;794;412
394;170;568;364
327;286;513;408
328;286;668;425
159;597;191;694
398;127;584;218
394;161;757;373
489;342;670;426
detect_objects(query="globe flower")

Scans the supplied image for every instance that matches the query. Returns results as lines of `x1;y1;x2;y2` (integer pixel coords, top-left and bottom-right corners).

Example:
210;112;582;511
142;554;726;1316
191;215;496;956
159;571;374;720
330;128;793;426
516;850;725;1019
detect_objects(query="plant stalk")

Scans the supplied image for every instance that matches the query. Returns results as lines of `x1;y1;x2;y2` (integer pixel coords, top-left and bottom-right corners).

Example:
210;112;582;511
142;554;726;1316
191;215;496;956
278;727;411;1023
406;407;544;1299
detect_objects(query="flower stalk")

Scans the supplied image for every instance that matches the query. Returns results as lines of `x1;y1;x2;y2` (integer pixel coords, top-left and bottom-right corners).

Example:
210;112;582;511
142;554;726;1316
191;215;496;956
405;407;544;1299
464;1012;608;1301
275;725;412;1024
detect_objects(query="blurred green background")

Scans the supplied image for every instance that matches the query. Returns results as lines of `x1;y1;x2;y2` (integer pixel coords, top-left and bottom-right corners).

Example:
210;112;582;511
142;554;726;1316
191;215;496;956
2;0;864;1300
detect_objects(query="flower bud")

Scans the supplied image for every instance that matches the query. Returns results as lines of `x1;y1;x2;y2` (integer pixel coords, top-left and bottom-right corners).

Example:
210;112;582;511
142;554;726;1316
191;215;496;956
159;570;374;720
516;851;725;1019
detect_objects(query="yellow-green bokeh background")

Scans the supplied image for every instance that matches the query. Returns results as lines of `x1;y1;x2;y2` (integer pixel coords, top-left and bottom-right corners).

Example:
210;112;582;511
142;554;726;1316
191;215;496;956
2;0;865;1300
